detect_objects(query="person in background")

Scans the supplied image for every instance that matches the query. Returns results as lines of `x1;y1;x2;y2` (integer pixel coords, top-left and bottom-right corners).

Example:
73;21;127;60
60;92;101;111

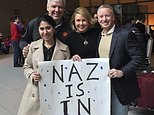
122;15;147;57
93;12;102;31
97;4;144;115
17;18;25;35
135;14;147;34
16;17;25;64
0;33;3;44
0;33;3;39
0;33;4;54
135;14;150;44
17;15;70;115
0;35;11;54
10;16;23;67
134;14;151;72
20;0;72;57
65;7;99;60
122;15;136;29
93;13;98;21
135;14;150;46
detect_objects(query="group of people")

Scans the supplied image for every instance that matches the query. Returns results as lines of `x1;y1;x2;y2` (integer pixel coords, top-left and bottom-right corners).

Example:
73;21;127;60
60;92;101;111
0;33;11;54
17;0;145;115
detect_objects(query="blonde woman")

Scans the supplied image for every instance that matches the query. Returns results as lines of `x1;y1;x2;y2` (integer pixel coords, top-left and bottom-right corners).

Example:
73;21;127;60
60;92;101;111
65;7;100;60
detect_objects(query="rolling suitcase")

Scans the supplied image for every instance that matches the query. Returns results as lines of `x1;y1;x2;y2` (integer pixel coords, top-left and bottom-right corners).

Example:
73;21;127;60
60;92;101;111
137;73;154;110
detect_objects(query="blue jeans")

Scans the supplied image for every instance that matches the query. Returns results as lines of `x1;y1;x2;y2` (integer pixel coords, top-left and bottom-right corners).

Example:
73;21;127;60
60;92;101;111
111;85;128;115
11;40;22;66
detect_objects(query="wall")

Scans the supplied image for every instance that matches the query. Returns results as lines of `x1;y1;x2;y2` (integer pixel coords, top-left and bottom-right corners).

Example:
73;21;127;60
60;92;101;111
1;0;154;37
0;0;78;37
0;0;47;36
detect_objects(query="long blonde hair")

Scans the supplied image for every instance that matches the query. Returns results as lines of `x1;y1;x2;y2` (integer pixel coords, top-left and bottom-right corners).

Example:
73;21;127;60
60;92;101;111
70;7;96;31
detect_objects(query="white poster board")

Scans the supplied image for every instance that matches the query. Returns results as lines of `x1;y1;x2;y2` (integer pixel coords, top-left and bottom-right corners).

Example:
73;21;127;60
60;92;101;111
38;58;110;115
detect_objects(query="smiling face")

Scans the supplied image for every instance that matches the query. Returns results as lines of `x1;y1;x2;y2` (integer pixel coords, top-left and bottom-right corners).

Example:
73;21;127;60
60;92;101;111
97;7;115;32
47;0;65;23
39;21;55;42
74;13;89;33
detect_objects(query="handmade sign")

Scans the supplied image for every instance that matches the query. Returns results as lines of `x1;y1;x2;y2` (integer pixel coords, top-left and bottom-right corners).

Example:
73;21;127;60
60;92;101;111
38;58;110;115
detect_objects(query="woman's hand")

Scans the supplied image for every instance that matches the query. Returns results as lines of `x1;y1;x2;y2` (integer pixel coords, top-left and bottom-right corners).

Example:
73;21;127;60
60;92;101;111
71;54;82;61
31;71;41;82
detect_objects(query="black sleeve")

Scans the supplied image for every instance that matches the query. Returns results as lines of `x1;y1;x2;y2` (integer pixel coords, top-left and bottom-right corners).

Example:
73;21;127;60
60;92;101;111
19;17;40;49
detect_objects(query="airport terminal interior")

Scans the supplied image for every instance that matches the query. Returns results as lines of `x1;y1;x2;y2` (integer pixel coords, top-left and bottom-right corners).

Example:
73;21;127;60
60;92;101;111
0;0;154;115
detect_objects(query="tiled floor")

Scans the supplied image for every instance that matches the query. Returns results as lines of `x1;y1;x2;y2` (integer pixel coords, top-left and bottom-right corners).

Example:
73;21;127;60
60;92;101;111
0;53;154;115
0;53;27;115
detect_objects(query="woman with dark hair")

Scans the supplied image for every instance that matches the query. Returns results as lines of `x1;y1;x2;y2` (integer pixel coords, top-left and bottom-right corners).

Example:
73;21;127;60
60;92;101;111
17;15;70;115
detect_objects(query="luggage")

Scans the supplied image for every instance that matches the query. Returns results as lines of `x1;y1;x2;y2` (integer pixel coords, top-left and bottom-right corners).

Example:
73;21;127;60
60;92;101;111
137;73;154;110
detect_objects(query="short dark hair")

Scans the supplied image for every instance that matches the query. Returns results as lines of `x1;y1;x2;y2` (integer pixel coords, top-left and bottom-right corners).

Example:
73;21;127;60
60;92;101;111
137;14;146;22
13;16;20;21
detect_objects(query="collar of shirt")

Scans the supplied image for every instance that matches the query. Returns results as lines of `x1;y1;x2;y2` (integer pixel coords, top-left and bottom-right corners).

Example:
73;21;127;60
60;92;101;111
55;20;62;29
101;24;115;36
43;44;55;61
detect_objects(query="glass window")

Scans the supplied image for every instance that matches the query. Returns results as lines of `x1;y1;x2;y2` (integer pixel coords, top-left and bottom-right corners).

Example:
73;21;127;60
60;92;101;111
148;14;154;25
